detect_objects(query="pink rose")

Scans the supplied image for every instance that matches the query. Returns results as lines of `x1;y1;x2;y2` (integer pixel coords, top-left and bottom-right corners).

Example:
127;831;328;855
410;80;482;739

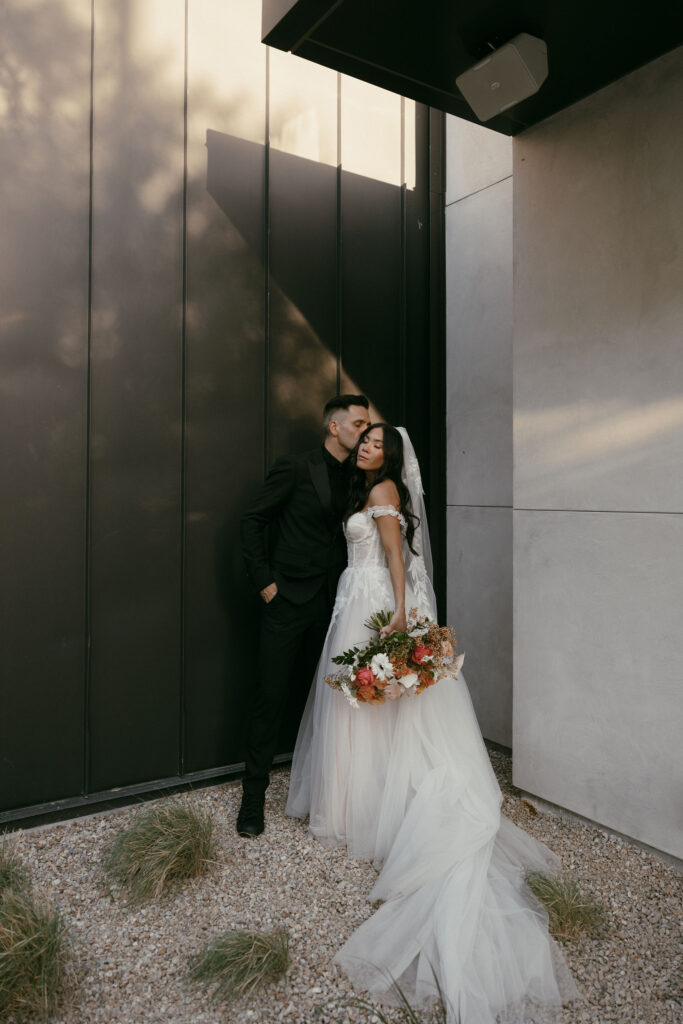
384;681;403;701
355;667;375;687
412;646;434;665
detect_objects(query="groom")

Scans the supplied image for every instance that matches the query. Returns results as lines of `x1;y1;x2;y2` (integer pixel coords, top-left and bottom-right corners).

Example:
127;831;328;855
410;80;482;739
237;394;370;836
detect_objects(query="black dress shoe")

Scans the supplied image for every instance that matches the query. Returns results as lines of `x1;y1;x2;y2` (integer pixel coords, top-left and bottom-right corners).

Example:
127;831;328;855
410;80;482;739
236;792;265;837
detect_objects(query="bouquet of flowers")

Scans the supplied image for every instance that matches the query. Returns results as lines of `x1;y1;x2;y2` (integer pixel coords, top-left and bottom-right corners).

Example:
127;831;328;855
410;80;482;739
324;607;464;707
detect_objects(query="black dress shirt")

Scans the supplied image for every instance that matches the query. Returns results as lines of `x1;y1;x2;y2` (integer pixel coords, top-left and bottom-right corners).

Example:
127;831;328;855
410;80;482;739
322;444;348;522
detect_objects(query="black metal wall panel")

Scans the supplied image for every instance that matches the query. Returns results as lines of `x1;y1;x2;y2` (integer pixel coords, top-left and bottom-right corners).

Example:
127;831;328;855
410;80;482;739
427;109;448;616
87;1;185;791
183;2;267;773
1;0;445;822
0;0;92;811
268;147;338;747
340;170;403;423
404;104;447;615
268;150;338;457
267;52;339;462
404;103;432;482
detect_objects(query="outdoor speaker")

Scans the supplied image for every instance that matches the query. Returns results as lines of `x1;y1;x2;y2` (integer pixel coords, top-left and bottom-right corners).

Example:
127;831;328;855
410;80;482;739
455;33;548;122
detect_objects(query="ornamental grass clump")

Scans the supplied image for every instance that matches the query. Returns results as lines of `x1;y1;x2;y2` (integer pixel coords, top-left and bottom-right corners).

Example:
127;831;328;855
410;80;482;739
189;928;289;1004
0;880;69;1020
0;842;29;896
526;871;608;942
103;798;216;903
342;973;450;1024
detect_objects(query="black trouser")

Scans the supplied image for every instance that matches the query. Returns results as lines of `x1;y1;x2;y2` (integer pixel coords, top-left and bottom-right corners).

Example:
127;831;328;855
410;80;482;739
242;585;332;799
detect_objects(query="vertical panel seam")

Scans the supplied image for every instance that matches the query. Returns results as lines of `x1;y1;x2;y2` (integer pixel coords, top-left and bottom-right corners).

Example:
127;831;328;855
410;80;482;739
264;49;271;470
264;49;271;473
400;96;405;188
428;109;447;617
336;72;342;392
82;0;95;797
438;115;447;616
400;97;407;420
179;0;189;777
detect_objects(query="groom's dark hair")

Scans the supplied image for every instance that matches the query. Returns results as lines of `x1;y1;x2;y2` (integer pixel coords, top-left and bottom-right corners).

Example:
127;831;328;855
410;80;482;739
322;394;369;430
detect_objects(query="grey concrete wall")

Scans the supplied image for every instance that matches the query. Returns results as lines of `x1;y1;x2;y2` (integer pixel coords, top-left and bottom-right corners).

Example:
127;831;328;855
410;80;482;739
446;117;513;746
513;45;683;859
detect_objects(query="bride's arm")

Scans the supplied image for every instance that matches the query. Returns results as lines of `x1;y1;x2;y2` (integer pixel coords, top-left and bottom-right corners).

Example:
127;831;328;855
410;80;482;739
368;481;407;637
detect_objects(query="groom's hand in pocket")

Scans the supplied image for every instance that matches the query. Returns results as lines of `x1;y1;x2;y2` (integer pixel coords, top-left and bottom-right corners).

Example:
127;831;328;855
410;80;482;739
260;582;278;604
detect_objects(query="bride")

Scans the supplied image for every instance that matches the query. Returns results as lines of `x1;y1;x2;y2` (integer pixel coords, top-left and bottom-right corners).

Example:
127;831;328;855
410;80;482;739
286;423;578;1024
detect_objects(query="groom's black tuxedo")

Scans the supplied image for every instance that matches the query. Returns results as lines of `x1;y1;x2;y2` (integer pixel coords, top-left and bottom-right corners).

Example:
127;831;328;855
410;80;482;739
240;444;348;799
241;446;348;605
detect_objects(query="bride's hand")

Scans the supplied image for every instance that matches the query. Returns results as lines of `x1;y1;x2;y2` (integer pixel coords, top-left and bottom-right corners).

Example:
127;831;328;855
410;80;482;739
380;610;407;638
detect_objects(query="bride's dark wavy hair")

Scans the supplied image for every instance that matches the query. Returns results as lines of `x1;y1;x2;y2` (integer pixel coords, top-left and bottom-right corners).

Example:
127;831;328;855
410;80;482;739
345;423;420;554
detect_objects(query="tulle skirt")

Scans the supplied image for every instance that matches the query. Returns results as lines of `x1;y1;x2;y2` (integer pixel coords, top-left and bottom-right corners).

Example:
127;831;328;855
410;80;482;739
286;565;579;1023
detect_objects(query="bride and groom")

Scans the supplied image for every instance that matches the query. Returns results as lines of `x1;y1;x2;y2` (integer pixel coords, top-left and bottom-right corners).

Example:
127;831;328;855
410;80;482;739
239;395;578;1023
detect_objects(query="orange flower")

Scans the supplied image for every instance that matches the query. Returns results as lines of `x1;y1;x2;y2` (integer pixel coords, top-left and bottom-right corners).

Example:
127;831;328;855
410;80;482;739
412;646;434;665
356;684;375;703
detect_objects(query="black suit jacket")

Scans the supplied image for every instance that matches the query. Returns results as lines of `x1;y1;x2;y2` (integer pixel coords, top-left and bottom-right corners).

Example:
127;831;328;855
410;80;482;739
240;447;347;605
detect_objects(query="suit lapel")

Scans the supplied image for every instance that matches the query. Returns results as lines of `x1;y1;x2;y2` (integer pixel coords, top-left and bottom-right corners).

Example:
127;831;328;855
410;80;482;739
309;456;332;521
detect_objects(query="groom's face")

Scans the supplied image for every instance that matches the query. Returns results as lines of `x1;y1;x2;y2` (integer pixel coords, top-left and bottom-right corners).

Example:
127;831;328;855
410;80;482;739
334;406;370;454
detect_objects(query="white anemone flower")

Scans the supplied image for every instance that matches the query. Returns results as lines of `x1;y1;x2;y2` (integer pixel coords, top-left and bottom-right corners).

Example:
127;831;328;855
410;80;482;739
370;652;395;680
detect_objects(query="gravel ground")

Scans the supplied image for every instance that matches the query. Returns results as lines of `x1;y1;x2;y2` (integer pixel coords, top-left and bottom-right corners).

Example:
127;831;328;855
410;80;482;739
4;750;682;1024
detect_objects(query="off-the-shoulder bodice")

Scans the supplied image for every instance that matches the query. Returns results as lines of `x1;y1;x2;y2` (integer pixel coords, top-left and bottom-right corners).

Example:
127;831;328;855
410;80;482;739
344;505;406;569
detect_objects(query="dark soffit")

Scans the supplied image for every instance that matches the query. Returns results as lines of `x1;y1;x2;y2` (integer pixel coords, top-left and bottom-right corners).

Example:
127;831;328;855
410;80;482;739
262;0;683;136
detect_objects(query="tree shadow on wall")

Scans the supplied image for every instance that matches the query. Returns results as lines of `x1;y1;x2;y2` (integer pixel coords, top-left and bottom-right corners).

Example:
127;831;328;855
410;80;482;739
0;0;268;781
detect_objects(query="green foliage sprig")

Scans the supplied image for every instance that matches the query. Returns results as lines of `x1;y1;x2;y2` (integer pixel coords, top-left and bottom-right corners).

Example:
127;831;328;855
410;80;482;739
332;610;434;669
331;628;413;668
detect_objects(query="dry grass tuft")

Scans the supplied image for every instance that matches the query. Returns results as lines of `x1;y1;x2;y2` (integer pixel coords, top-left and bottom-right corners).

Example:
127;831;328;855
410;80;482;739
345;995;448;1023
341;971;451;1023
0;885;70;1020
103;798;216;903
526;871;609;942
189;928;289;1003
0;842;29;896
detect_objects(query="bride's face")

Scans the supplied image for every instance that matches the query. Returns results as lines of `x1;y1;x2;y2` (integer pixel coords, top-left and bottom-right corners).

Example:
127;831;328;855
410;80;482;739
357;427;384;472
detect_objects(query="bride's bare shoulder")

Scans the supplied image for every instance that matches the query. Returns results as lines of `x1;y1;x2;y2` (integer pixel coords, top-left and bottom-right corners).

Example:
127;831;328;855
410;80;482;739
367;479;400;509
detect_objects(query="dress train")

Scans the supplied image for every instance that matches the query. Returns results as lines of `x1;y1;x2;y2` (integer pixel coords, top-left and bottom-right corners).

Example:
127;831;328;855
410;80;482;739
286;506;579;1023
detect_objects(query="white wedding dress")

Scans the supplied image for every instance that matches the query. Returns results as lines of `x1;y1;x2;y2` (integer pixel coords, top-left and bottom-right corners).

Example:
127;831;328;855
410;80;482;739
286;438;579;1024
